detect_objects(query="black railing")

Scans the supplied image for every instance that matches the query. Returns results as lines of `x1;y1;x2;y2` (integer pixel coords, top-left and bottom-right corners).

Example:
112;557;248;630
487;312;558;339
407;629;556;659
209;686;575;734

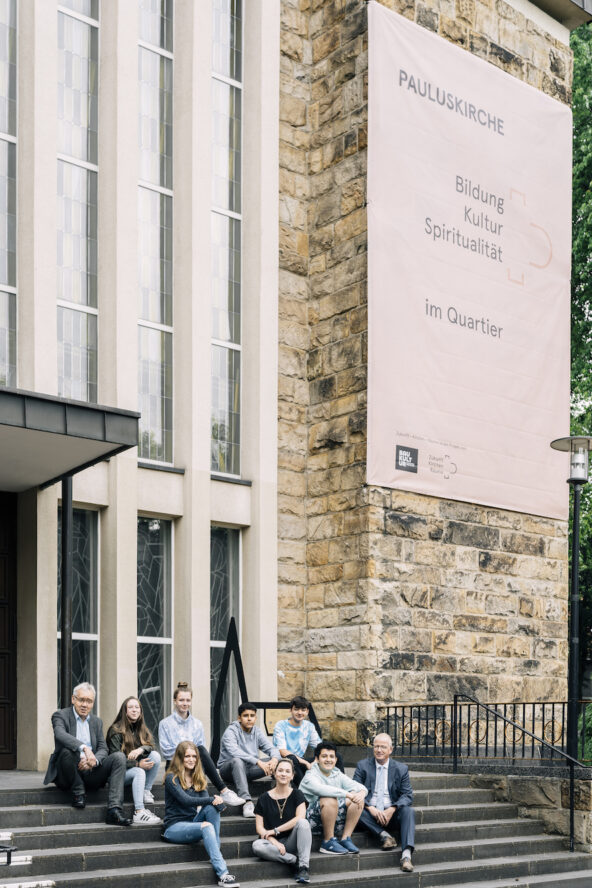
380;696;587;852
380;699;592;764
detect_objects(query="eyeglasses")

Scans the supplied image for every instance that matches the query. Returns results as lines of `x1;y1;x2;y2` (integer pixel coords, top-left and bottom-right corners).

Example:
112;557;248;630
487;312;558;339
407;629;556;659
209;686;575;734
75;697;94;705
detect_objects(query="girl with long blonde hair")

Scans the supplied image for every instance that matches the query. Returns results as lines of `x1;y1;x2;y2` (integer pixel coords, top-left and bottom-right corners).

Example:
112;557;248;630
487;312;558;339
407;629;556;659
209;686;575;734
162;741;239;887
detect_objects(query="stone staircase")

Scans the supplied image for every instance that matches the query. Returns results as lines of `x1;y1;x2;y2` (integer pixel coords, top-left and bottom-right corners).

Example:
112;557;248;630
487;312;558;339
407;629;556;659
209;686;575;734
1;770;592;888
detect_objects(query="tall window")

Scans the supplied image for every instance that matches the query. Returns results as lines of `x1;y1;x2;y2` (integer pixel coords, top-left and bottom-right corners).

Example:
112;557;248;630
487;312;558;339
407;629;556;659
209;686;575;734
138;0;173;463
57;508;99;703
0;0;16;387
211;0;242;476
57;2;99;402
137;517;172;738
210;526;240;733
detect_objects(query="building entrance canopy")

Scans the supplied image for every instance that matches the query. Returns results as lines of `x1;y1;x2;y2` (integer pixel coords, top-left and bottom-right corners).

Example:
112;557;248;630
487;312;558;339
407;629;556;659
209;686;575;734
0;388;139;491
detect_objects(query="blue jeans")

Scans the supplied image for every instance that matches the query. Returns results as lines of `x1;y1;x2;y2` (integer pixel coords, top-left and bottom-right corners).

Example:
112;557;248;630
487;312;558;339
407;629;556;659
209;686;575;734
124;750;161;810
163;805;228;878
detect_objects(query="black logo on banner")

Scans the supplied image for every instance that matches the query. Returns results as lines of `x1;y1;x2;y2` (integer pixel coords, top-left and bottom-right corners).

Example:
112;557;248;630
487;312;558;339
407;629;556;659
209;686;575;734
396;445;418;473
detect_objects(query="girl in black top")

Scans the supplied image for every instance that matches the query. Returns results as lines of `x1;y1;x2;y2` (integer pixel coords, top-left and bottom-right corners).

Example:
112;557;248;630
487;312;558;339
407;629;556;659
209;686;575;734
253;757;312;884
162;741;239;887
106;696;161;824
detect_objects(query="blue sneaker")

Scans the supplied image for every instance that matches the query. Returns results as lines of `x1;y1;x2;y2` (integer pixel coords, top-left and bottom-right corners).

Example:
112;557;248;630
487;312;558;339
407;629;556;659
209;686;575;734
339;836;359;854
320;837;348;855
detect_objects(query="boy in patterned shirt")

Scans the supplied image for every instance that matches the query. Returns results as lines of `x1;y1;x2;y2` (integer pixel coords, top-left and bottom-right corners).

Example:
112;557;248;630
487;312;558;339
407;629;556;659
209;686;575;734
273;696;344;786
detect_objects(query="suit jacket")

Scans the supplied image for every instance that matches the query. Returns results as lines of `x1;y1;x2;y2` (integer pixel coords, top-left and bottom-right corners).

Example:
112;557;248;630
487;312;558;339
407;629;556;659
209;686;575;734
43;707;109;785
353;756;413;809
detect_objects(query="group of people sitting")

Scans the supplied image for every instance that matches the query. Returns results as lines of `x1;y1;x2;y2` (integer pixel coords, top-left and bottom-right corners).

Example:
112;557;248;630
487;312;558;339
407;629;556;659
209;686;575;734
44;682;415;887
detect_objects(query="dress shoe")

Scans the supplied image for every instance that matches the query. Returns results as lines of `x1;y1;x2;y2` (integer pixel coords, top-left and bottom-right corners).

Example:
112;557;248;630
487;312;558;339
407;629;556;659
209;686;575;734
400;857;414;872
105;807;132;826
71;794;86;809
380;834;396;850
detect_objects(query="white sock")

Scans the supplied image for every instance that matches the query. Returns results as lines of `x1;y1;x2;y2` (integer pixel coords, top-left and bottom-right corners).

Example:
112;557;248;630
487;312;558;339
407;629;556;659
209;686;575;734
401;849;411;860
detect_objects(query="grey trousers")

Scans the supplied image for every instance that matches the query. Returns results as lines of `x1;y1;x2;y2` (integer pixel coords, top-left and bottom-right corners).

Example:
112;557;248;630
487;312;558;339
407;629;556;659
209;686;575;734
219;757;267;801
252;819;312;868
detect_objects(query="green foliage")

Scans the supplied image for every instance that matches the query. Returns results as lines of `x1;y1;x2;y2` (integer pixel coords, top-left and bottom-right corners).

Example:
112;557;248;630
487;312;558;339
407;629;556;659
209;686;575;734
571;24;592;673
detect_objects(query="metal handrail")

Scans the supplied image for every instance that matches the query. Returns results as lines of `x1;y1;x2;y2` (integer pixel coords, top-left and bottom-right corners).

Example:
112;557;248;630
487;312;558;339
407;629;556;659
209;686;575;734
454;694;583;852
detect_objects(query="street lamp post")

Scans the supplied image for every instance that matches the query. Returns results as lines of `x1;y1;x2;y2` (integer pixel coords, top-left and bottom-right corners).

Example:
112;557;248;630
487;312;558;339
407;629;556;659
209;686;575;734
550;436;592;760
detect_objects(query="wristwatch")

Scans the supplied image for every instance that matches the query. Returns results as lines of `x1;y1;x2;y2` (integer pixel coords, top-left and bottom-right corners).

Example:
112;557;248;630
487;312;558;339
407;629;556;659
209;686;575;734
274;827;281;837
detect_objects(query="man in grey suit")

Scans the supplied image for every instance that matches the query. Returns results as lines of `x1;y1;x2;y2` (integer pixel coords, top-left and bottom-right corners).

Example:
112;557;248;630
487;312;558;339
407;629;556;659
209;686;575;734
353;733;415;872
44;682;131;826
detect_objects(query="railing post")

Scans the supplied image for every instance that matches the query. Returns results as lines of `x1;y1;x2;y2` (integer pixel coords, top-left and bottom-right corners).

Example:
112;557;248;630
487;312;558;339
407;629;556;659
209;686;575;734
569;760;575;853
453;695;458;773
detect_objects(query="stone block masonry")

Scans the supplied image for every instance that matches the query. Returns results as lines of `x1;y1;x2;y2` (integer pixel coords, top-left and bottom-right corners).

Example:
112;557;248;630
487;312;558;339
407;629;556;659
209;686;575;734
278;0;571;742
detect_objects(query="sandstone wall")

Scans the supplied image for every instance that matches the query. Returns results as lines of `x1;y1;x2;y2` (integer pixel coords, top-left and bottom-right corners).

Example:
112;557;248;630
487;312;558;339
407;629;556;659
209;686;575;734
278;0;571;742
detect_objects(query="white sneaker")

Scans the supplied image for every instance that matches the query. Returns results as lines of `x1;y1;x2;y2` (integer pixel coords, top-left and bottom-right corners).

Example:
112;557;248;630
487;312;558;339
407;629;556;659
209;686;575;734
221;787;245;807
132;809;161;824
143;789;155;804
242;800;255;817
218;875;240;887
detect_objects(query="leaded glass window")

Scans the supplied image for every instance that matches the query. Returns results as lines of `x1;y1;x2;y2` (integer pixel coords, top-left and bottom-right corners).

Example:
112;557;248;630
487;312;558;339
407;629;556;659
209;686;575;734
57;508;98;703
137;517;172;739
211;0;242;477
210;526;240;734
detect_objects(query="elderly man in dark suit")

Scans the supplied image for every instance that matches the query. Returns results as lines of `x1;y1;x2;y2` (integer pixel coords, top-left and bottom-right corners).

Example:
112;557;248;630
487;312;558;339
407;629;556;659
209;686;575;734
44;682;131;825
353;733;415;872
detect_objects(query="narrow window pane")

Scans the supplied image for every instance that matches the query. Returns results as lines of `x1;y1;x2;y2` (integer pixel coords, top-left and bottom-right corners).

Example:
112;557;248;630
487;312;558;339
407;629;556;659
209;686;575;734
138;187;172;325
212;0;242;83
139;0;173;52
57;161;98;307
0;290;15;386
211;344;240;475
0;0;17;137
0;139;16;287
137;641;171;740
138;47;172;189
212;80;241;213
58;12;98;164
57;305;98;402
137;517;171;638
138;326;172;462
211;213;240;344
59;0;99;20
58;509;98;635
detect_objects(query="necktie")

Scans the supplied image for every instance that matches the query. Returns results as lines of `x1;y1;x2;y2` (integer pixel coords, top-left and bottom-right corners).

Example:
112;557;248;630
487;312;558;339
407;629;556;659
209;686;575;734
375;765;385;810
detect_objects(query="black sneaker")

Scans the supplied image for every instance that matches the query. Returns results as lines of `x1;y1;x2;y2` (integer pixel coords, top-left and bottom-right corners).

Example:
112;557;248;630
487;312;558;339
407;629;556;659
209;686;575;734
295;866;310;884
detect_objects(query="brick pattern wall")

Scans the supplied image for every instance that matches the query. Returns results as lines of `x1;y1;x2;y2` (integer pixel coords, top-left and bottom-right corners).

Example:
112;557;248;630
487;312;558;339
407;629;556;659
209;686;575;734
278;0;571;742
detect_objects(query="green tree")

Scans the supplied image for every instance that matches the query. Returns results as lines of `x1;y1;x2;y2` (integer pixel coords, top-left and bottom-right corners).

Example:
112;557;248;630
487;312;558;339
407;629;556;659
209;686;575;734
570;23;592;682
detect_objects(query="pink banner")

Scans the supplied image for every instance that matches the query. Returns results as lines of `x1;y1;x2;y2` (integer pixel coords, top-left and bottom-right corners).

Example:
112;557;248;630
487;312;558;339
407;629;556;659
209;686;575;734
367;2;571;519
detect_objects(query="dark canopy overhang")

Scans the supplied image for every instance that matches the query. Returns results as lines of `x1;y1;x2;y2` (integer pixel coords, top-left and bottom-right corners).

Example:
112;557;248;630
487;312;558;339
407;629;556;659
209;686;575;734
0;388;139;492
531;0;592;27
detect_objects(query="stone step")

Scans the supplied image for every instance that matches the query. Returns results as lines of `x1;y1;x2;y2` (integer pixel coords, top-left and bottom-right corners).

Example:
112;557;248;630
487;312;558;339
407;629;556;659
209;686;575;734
8;815;543;852
0;796;521;831
0;771;473;808
1;850;592;888
0;788;500;830
1;832;570;879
